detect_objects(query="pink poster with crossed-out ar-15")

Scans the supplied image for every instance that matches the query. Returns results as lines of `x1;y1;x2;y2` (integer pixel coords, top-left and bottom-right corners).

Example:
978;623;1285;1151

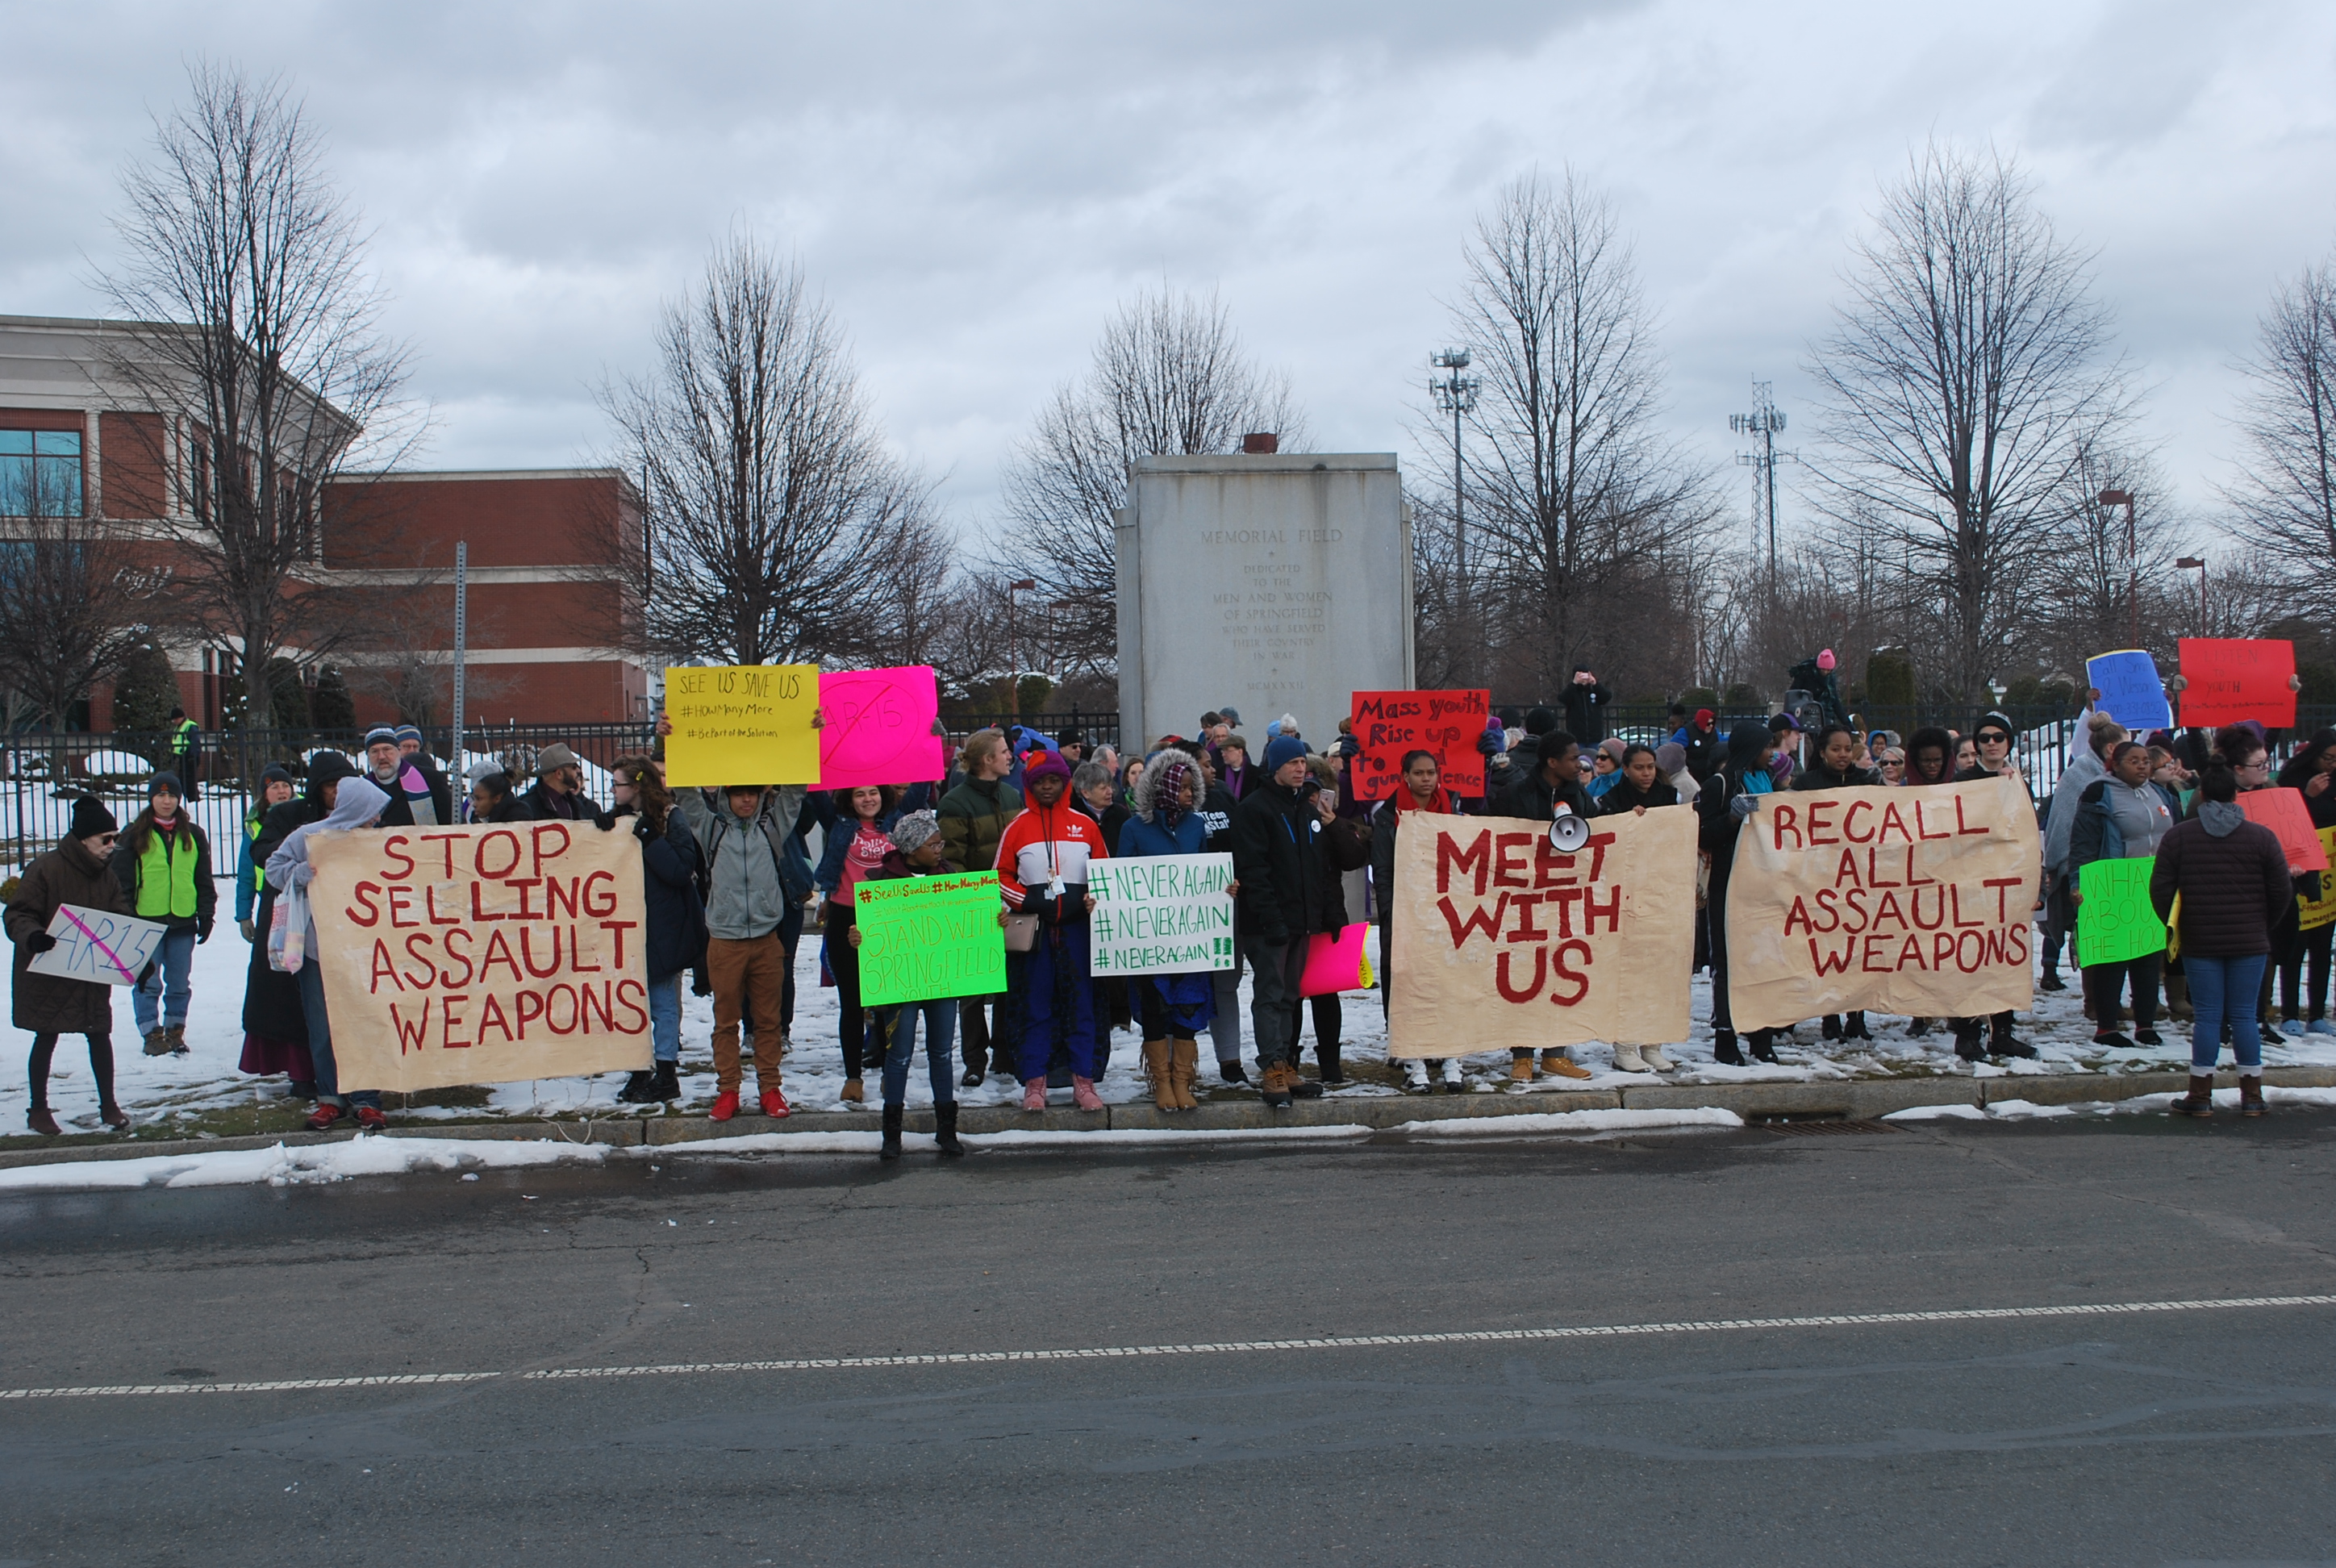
816;666;949;790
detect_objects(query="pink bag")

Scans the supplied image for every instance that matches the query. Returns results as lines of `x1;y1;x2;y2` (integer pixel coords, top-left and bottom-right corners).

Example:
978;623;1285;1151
1299;923;1372;997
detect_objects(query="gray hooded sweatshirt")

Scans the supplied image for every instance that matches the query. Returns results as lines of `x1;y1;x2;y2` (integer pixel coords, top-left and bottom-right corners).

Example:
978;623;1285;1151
266;776;390;950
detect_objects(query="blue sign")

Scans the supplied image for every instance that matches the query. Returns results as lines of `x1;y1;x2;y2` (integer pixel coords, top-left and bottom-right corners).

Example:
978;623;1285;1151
2088;650;2172;732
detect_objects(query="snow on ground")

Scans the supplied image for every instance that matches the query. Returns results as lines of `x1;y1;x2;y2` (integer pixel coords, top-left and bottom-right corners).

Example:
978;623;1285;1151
0;1132;611;1191
1888;1086;2336;1122
9;880;2336;1137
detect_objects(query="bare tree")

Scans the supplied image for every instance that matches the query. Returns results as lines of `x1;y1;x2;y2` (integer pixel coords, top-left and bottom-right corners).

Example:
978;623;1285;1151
994;286;1305;675
1441;169;1718;699
602;235;941;668
95;62;417;736
1805;143;2133;703
0;451;155;728
2225;256;2336;613
2028;439;2188;674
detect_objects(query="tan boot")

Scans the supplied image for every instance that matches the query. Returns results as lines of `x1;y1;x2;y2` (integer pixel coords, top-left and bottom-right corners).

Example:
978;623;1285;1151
1168;1040;1200;1111
1509;1051;1535;1089
1142;1040;1175;1111
1541;1049;1591;1080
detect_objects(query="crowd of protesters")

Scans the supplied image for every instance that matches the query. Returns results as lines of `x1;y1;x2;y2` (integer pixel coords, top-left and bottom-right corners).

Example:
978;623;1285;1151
8;657;2329;1144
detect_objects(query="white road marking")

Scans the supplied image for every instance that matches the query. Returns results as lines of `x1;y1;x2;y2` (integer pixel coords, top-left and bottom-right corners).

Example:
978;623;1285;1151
6;1295;2331;1401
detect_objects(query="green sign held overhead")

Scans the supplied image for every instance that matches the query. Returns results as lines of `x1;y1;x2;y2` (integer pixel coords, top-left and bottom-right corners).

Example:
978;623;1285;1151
2078;857;2167;967
853;871;1007;1006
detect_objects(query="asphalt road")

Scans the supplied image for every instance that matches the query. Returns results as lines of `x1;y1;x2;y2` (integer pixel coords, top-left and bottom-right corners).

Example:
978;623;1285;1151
3;1111;2334;1567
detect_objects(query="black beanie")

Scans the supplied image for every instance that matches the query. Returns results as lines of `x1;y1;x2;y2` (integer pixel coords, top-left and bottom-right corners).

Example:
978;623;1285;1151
69;795;118;840
148;770;183;799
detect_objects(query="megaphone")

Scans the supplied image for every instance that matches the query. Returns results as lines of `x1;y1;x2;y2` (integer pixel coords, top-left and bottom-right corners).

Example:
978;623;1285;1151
1549;806;1591;853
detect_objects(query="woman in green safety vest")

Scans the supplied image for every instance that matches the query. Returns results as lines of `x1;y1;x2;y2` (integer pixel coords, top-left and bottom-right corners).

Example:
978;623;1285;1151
111;772;215;1056
234;765;296;940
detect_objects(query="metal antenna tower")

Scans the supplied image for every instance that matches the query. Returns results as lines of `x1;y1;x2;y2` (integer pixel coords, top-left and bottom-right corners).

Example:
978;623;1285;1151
1729;380;1796;581
1429;348;1481;603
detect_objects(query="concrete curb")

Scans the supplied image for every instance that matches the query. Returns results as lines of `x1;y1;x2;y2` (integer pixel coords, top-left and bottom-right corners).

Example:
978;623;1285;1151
4;1065;2333;1172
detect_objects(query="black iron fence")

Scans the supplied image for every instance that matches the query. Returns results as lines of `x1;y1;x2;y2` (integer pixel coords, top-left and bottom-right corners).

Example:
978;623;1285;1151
0;724;658;870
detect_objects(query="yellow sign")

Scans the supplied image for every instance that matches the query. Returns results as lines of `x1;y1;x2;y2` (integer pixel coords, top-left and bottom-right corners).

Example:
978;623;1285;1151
663;665;820;786
2302;827;2336;932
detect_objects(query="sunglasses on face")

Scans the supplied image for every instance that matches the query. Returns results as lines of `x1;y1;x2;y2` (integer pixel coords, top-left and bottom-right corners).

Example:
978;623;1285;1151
97;833;118;845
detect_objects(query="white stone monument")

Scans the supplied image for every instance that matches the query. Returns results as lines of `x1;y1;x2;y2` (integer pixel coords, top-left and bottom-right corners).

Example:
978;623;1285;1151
1116;452;1413;753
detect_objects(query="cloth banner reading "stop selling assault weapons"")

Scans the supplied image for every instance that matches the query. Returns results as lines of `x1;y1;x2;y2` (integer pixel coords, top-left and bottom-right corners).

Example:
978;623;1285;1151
1723;778;2040;1032
1387;809;1697;1056
307;822;652;1092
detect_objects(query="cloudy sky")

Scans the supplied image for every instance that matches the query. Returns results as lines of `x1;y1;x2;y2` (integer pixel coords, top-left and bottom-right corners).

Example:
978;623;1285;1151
3;0;2331;553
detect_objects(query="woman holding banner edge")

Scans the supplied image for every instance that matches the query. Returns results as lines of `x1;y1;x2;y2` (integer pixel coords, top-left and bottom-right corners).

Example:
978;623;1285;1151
1370;749;1472;1091
1698;721;1782;1066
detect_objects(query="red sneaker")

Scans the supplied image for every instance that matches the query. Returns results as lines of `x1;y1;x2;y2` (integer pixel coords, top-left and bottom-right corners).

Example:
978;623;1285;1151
304;1103;344;1132
710;1090;740;1122
354;1105;387;1130
759;1087;790;1119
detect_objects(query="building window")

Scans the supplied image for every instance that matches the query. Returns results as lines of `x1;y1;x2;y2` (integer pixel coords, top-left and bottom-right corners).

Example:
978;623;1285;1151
0;428;83;517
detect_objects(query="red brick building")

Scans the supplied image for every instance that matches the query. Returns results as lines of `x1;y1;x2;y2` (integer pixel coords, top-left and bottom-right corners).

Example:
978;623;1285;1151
0;314;648;729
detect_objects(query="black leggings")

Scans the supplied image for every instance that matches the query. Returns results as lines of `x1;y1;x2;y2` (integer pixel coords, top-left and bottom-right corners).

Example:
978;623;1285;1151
29;1032;115;1110
828;903;870;1078
2280;917;2332;1020
2084;954;2162;1032
1137;983;1198;1043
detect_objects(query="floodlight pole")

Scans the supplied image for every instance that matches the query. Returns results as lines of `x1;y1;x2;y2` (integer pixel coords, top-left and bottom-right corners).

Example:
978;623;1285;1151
1430;348;1481;656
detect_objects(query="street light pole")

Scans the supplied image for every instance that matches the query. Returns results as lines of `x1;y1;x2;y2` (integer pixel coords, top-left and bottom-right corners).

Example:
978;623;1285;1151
2175;555;2207;630
1430;348;1480;660
2100;488;2138;646
1005;578;1036;719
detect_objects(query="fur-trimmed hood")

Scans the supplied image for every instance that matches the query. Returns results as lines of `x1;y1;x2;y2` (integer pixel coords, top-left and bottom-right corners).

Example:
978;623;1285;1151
1133;750;1197;824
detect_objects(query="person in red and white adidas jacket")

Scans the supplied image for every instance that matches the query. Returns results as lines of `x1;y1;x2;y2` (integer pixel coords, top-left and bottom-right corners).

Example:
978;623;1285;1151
995;752;1112;1112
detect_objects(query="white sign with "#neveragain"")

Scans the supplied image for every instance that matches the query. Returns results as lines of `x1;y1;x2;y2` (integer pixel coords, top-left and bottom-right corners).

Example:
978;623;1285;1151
1089;853;1236;975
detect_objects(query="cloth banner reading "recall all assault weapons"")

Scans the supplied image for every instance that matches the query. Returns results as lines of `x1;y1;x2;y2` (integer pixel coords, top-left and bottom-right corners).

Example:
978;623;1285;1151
307;822;653;1092
1387;809;1697;1057
1724;779;2040;1032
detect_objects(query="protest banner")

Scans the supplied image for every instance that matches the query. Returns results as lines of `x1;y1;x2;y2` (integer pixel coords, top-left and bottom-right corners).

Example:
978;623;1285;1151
2077;858;2167;966
1089;853;1234;975
2178;638;2296;728
817;665;947;791
1349;690;1491;801
1387;808;1696;1057
853;870;1008;1005
2237;787;2330;874
27;904;169;986
2086;650;2172;732
2301;828;2336;932
306;822;650;1094
662;664;820;787
1724;778;2040;1032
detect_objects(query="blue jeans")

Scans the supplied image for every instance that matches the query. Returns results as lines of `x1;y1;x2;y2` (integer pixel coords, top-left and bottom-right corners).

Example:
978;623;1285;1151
295;958;380;1110
882;999;957;1107
648;970;682;1063
133;928;197;1034
2187;953;2269;1072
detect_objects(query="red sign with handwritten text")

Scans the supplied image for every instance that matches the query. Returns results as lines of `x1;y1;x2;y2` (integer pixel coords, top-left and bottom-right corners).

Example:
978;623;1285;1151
2178;638;2296;728
1349;690;1491;801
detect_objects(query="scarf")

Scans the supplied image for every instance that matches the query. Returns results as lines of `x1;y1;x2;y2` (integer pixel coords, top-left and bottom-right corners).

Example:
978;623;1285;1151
1395;784;1455;815
1153;757;1194;830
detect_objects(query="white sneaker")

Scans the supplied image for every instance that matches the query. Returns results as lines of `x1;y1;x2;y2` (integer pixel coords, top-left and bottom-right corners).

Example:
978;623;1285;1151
1612;1045;1652;1074
1641;1044;1675;1071
1402;1059;1429;1091
1439;1059;1463;1091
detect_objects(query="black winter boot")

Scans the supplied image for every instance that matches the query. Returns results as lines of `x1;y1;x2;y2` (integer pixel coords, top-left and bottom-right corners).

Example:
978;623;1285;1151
651;1060;680;1101
1316;1045;1345;1085
1842;1011;1871;1040
1712;1029;1744;1066
879;1102;903;1161
1990;1016;2038;1059
616;1069;659;1103
1748;1030;1780;1064
934;1102;964;1157
1954;1025;1984;1061
1821;1015;1842;1040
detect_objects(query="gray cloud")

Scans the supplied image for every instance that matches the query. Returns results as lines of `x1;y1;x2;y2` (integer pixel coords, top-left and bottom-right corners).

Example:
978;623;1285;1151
1;0;2330;550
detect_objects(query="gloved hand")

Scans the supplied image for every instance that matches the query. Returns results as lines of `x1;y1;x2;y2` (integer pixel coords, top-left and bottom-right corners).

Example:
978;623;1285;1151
239;918;256;944
23;931;56;953
1477;728;1504;757
632;815;654;841
198;924;212;945
1729;792;1759;819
